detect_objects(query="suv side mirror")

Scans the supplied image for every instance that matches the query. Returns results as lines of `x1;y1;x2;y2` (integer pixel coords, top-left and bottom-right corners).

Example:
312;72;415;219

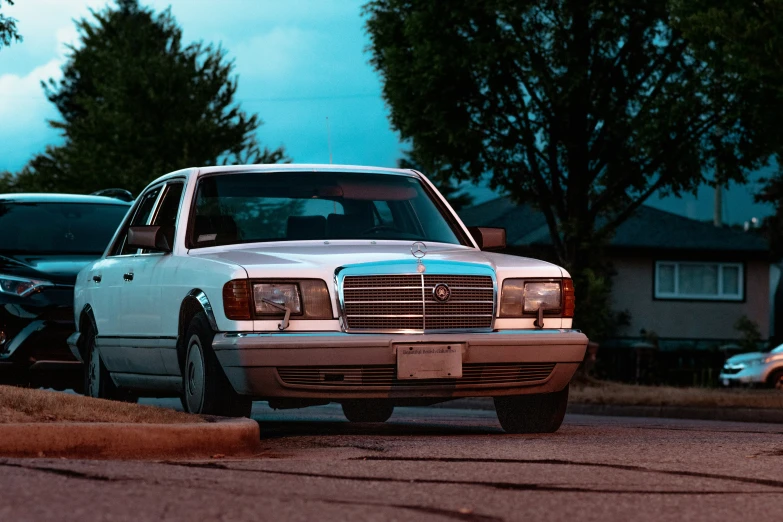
127;225;173;253
468;226;506;251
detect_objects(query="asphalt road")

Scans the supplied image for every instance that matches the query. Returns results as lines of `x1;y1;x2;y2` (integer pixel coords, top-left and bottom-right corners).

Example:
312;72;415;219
2;402;783;522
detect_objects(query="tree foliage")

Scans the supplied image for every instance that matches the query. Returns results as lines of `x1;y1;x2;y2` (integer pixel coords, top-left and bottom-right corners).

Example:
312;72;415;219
6;0;285;196
0;0;21;49
397;145;474;211
364;0;774;338
672;0;783;256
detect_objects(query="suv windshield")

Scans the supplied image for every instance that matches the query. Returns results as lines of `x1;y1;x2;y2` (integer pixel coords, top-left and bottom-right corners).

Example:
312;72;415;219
0;202;129;255
189;171;467;247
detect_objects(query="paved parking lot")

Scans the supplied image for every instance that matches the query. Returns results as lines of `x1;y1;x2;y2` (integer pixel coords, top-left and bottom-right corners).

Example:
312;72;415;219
2;403;782;521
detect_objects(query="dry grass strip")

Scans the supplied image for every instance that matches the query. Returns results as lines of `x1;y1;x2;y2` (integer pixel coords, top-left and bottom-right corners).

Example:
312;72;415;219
571;377;783;410
0;385;203;424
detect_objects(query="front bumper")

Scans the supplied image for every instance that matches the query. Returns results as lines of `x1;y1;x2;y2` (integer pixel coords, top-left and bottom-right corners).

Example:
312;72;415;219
0;318;80;386
213;329;588;400
719;365;767;387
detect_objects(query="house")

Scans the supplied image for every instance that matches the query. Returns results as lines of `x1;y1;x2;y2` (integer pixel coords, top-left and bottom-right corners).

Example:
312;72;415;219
459;198;776;383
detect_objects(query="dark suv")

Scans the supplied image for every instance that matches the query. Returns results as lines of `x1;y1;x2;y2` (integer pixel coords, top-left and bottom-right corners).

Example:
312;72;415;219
0;193;131;390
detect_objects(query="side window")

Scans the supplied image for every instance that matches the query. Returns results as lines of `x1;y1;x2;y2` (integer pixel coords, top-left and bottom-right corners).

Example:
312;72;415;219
115;187;161;256
143;182;184;253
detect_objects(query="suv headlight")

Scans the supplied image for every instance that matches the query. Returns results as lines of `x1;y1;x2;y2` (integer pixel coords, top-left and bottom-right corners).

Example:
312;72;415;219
0;274;53;297
223;279;332;320
499;278;574;318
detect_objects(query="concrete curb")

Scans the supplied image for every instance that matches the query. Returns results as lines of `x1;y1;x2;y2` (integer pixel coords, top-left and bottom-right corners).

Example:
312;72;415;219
433;398;783;424
0;418;262;459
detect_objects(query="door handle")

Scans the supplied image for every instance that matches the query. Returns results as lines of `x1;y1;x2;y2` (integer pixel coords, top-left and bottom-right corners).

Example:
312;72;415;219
123;272;134;282
92;275;102;283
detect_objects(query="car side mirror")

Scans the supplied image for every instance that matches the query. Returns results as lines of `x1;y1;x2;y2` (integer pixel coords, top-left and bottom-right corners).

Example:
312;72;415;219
468;226;506;251
127;225;173;253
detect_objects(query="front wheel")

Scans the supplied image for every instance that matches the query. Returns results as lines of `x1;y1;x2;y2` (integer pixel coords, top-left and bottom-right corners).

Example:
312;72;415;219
494;385;569;434
770;370;783;391
181;313;252;417
341;400;394;423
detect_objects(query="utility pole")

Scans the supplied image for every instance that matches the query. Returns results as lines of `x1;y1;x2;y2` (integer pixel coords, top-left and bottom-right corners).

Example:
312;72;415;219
713;184;722;227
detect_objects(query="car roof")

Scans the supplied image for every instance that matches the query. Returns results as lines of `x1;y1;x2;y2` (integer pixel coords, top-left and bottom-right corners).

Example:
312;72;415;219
196;164;418;177
0;193;132;205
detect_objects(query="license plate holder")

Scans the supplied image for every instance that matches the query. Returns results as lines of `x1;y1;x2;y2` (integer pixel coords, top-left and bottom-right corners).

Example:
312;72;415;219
396;344;463;380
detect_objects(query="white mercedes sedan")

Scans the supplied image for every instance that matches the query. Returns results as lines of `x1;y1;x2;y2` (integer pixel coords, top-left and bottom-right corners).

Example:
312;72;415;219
69;164;588;433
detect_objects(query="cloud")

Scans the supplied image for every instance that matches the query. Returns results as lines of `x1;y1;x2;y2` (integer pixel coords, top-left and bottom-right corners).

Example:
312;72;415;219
0;59;63;171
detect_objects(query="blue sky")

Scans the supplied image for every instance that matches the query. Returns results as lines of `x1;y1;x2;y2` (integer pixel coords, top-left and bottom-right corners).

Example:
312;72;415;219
0;0;774;224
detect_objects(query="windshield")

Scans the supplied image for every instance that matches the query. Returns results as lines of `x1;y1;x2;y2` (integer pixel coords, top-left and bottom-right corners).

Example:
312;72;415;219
0;201;129;255
189;171;466;247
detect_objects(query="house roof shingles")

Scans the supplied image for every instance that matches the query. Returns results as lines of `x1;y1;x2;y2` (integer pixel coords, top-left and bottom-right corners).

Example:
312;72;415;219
458;197;769;254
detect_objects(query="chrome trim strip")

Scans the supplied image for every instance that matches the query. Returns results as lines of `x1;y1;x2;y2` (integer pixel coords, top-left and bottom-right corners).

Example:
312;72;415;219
187;289;219;331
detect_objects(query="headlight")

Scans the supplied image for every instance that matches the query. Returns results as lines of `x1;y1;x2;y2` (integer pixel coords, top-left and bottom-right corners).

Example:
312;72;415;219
0;274;53;297
500;279;568;317
254;283;302;315
222;279;332;321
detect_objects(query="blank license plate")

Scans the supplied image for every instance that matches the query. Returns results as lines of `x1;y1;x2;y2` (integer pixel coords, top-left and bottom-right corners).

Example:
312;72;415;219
396;344;463;380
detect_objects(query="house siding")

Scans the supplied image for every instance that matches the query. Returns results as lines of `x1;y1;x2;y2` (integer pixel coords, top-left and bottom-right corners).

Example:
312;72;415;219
610;256;770;340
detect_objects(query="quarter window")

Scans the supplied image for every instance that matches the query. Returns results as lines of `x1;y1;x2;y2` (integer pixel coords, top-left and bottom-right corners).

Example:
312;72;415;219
654;261;743;301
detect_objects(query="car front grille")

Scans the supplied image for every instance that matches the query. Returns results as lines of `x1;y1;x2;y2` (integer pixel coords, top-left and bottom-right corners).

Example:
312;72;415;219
341;274;494;331
277;363;556;388
722;366;742;375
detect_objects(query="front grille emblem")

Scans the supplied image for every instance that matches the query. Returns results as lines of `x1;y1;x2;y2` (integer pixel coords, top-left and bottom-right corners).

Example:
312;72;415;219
411;242;427;273
433;283;451;302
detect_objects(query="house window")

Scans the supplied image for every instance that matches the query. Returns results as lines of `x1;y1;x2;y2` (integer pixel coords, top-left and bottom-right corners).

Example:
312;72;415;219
655;261;743;301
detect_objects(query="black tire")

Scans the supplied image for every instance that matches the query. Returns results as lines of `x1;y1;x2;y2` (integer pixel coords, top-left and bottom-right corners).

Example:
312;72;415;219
769;369;783;391
341;400;394;423
181;312;252;417
494;385;569;434
83;324;137;402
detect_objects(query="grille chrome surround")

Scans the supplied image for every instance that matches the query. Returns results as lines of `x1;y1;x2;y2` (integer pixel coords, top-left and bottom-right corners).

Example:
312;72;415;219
340;272;495;332
277;363;556;388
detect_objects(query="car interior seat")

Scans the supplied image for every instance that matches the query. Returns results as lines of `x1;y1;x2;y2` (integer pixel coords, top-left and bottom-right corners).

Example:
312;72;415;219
194;215;239;245
286;215;327;240
326;213;374;239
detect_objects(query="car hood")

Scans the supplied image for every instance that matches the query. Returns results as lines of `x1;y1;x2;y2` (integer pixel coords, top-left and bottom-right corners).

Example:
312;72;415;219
192;241;565;279
0;253;98;285
726;352;766;364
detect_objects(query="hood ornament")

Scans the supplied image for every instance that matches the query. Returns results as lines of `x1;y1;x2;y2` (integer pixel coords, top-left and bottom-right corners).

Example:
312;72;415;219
411;241;427;273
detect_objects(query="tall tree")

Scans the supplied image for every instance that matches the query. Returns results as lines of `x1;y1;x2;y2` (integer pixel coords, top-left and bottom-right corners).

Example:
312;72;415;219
672;0;783;254
7;0;285;195
0;0;21;49
0;0;22;192
364;0;772;337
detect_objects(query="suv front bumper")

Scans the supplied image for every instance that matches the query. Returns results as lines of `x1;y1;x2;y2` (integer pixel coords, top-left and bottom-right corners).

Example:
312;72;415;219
213;329;588;400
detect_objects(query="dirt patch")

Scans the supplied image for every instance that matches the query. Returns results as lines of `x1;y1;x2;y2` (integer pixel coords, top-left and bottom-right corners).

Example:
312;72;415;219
0;386;204;424
571;377;783;410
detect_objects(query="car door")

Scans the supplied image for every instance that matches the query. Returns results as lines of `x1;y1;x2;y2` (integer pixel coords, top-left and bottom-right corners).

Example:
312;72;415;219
122;180;185;376
97;185;162;374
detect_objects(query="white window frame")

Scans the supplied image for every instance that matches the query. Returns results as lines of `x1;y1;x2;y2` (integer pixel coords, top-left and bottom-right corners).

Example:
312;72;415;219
654;261;744;301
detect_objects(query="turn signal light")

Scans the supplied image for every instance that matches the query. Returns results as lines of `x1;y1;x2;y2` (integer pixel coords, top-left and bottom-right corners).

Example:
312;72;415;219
562;278;575;318
223;280;252;320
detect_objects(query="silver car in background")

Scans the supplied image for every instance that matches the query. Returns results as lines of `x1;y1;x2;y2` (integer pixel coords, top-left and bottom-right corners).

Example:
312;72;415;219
720;344;783;390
